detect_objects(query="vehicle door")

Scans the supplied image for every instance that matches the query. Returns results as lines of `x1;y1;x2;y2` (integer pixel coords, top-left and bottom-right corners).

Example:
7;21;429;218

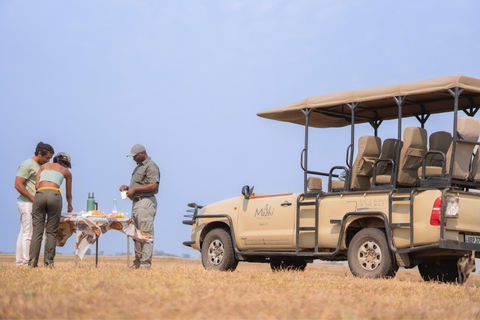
236;193;297;250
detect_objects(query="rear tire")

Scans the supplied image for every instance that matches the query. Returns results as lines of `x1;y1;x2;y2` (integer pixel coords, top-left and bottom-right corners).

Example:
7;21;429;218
418;259;465;284
348;228;398;279
201;228;238;271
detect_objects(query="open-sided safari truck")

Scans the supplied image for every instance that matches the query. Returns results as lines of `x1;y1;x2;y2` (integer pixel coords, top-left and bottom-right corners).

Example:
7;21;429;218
183;75;480;283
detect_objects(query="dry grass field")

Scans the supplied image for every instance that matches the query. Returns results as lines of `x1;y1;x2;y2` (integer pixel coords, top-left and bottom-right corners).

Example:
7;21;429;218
1;254;480;319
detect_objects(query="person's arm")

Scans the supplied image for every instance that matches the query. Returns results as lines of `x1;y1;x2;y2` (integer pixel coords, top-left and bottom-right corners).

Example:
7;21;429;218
127;164;160;198
126;182;159;198
35;166;43;190
64;170;73;212
14;176;34;202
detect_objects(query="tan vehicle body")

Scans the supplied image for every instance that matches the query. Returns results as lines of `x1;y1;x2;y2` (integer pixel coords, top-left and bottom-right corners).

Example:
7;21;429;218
188;189;479;253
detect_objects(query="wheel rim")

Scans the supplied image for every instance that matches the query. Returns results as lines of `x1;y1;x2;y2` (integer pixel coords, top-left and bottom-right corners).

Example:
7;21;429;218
357;240;382;271
207;239;224;266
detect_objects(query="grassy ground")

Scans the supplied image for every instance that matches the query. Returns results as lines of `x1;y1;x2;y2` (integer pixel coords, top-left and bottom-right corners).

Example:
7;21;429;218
1;254;480;319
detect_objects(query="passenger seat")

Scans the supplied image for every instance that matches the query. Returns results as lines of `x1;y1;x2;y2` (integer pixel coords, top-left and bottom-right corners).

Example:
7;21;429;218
397;127;428;186
376;127;427;187
422;117;480;181
418;131;452;178
470;148;480;182
350;136;381;191
376;138;397;176
425;131;453;167
329;136;381;191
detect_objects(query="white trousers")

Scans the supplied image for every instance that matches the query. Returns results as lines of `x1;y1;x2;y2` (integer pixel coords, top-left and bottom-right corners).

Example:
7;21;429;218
16;200;33;266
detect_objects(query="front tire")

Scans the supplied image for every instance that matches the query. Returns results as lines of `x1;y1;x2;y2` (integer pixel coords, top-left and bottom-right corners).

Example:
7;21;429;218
348;228;398;279
201;228;238;271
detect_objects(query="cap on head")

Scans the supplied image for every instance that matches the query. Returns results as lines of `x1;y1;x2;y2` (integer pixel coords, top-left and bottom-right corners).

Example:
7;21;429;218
127;144;146;157
57;152;72;168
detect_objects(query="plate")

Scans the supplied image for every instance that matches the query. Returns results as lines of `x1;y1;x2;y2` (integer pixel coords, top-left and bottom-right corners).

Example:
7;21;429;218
465;235;480;244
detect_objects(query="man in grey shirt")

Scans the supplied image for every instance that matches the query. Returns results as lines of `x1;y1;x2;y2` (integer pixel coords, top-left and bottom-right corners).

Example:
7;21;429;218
120;144;160;269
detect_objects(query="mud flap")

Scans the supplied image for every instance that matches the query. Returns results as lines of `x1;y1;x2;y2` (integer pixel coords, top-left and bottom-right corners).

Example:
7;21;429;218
395;253;410;268
457;251;476;284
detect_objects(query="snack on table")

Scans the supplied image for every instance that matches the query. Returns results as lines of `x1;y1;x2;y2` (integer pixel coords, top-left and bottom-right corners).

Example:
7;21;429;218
89;210;107;216
108;212;125;218
61;213;77;217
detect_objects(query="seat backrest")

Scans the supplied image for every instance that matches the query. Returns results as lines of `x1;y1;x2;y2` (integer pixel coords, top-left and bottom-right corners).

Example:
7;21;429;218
425;131;452;167
446;116;480;180
470;147;480;182
307;176;323;191
397;127;428;186
350;136;381;190
376;138;397;175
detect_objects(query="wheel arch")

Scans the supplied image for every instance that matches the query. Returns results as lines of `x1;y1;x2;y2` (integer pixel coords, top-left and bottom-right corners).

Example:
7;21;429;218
199;221;231;250
344;216;388;248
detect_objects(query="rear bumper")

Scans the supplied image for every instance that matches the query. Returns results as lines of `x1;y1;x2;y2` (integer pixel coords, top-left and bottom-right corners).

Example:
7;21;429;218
439;239;480;252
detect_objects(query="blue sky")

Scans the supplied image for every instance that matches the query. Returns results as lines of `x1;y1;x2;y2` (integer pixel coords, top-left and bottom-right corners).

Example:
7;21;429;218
1;0;480;258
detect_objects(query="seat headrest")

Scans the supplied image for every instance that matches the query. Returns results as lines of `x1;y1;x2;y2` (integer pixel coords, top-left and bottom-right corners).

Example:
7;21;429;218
358;136;381;155
429;131;452;152
403;127;427;148
381;138;397;157
457;116;480;142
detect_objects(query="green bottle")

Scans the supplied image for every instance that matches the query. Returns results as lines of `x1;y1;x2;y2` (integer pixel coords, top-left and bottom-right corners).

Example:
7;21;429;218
87;192;96;211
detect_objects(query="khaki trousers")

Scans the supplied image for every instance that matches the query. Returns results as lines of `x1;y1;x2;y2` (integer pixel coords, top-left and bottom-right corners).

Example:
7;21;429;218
132;196;157;268
29;189;62;267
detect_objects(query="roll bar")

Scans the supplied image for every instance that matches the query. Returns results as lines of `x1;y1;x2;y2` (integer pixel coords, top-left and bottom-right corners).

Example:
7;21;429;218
300;87;479;193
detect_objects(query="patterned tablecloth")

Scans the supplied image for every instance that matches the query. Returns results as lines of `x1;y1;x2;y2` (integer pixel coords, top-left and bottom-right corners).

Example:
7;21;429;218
57;215;153;260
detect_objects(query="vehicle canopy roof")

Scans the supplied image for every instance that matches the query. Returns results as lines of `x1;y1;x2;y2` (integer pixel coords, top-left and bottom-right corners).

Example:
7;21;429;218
257;75;480;128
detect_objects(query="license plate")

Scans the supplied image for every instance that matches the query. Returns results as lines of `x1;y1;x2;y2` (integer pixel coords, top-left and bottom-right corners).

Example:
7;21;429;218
465;235;480;244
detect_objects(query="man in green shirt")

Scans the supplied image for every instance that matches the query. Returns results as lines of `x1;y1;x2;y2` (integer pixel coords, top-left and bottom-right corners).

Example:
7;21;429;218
120;144;160;269
14;142;54;266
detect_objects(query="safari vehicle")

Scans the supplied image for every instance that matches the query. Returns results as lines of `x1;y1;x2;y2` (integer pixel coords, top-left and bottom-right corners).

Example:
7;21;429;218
183;75;480;283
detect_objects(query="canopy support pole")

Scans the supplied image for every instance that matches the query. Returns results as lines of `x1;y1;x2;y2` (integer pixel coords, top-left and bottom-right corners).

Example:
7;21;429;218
302;108;313;195
369;119;383;137
346;103;358;191
462;99;479;117
394;96;406;140
448;87;465;185
414;104;430;128
393;96;406;189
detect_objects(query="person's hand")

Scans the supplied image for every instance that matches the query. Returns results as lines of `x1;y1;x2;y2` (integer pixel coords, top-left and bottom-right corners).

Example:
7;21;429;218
68;204;73;212
119;185;129;191
127;187;136;198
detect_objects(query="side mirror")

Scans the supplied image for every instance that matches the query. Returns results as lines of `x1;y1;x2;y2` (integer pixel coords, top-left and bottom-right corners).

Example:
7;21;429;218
242;185;254;199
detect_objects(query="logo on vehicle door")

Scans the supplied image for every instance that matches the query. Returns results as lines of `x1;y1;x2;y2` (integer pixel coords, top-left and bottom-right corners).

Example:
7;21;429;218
254;204;275;218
